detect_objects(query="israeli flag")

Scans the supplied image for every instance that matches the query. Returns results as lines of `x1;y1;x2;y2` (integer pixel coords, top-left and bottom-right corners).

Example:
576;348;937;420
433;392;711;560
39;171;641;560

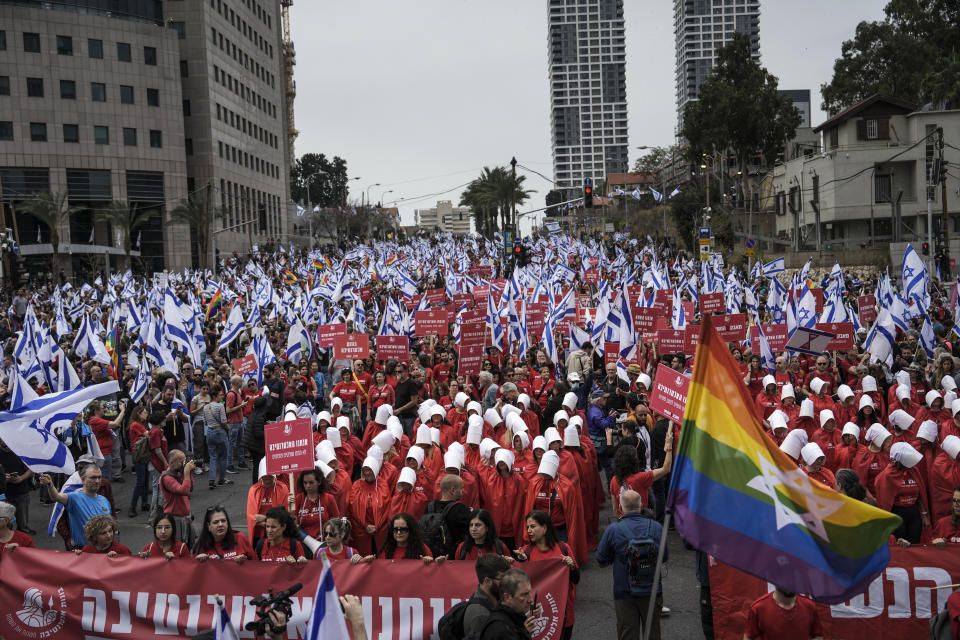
285;316;313;365
863;309;896;366
671;288;686;329
304;557;350;640
761;257;785;277
47;472;82;537
795;284;818;331
218;304;246;352
213;597;240;640
649;187;664;203
755;324;777;374
295;204;306;217
902;244;930;312
630;187;643;200
129;356;149;403
669;187;682;198
920;315;937;359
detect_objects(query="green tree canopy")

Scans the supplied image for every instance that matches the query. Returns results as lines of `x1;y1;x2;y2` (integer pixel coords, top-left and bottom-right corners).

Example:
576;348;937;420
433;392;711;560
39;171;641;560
94;201;154;269
632;147;670;175
458;166;534;239
821;0;960;114
169;193;223;271
19;191;78;276
290;153;350;207
682;33;801;170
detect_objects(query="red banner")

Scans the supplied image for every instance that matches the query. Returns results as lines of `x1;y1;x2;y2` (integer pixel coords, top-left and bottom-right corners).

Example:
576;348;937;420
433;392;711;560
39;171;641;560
451;292;475;309
815;321;855;351
653;289;673;314
858;294;877;324
404;294;423;311
333;333;370;360
604;341;620;365
709;545;960;640
231;354;258;376
583;270;600;285
657;328;686;353
317;323;347;348
458;344;484;376
713;313;748;342
699;292;725;314
631;306;658;332
415;310;449;337
748;324;789;353
264;418;314;475
357;286;372;301
425;288;447;305
0;550;570;640
459;320;486;347
684;324;701;354
648;363;690;423
375;335;410;363
472;284;490;303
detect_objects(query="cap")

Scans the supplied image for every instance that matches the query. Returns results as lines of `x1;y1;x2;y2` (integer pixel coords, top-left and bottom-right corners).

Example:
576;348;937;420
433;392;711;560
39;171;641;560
889;442;922;468
627;363;643;375
443;449;462;471
590;389;605;400
325;426;342;448
538;450;560;478
567;372;582;382
800;442;826;466
916;420;938;443
397;466;417;488
942;435;960;460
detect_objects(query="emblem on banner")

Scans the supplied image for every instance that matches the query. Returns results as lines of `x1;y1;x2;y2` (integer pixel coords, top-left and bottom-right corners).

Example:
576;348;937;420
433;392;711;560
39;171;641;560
9;587;67;636
532;592;563;639
283;422;292;436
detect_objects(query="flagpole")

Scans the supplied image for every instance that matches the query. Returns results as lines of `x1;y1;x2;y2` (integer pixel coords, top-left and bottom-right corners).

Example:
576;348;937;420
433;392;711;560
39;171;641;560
642;511;671;640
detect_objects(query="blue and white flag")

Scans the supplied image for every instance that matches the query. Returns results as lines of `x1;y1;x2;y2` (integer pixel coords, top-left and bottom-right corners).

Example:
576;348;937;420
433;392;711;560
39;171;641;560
47;471;81;537
213;597;240;640
761;257;785;277
755;324;777;374
218;304;246;352
863;309;896;366
920;315;937;359
304;557;351;640
630;187;643;200
902;244;929;312
669;187;682;198
649;187;664;203
129;356;149;403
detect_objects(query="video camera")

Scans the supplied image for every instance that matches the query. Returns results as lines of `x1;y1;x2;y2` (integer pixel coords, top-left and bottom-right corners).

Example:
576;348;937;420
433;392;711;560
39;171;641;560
245;582;301;636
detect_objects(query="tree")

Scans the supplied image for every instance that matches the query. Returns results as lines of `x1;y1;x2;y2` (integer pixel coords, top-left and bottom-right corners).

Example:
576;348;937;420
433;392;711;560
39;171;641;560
19;190;79;276
169;192;223;271
459;167;534;239
290;153;350;206
94;201;154;270
632;146;670;175
821;0;960;113
545;189;564;219
682;33;801;172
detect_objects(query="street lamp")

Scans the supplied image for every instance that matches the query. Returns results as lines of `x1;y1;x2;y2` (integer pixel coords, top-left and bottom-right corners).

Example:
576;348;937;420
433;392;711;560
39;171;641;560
363;183;381;209
379;189;394;208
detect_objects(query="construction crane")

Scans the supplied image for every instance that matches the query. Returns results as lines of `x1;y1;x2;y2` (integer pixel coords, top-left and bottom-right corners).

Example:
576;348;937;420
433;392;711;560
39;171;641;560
281;0;298;166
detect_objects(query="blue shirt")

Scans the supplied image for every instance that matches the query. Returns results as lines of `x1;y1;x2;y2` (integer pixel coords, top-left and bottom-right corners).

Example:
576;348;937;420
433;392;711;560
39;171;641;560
66;491;112;546
587;404;615;438
596;512;668;599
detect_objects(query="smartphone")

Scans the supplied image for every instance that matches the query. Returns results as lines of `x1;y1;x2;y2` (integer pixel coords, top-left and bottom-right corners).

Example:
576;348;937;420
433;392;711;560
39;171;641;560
530;591;539;613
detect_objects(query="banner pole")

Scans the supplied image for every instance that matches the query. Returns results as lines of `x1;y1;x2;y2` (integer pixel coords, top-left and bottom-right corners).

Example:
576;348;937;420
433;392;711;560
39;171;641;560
642;511;671;640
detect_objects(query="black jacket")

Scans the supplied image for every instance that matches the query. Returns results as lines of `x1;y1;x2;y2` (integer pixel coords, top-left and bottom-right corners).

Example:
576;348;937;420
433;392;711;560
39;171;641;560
243;396;269;455
479;604;531;640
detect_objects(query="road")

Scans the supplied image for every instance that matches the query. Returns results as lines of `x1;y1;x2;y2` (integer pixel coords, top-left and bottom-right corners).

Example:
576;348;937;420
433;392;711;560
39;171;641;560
25;467;706;639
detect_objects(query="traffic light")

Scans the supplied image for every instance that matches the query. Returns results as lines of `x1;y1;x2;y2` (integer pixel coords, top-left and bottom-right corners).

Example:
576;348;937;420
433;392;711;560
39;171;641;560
583;177;593;208
922;241;930;255
518;244;531;267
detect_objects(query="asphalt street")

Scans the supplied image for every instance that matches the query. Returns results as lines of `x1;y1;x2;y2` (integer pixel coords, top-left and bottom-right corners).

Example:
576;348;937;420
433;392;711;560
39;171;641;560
25;466;706;639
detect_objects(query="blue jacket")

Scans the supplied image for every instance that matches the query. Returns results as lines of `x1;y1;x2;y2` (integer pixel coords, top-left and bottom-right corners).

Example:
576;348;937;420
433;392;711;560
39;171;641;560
586;404;615;439
596;512;667;599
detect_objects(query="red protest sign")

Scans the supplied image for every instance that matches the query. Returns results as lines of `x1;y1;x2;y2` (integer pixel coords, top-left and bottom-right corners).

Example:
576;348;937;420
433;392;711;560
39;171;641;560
425;288;446;305
473;284;490;303
749;323;789;353
657;328;686;353
699;292;724;314
653;289;673;313
604;341;620;365
682;300;695;321
460;308;485;324
356;286;371;301
631;306;658;332
459;320;486;347
684;324;701;354
317;322;347;348
815;321;855;351
584;270;600;284
713;313;748;342
648;363;691;423
231;354;257;376
452;292;475;309
458;344;484;376
375;335;410;362
264;417;315;475
415;310;449;336
404;294;422;310
858;294;877;324
527;311;547;340
333;332;370;359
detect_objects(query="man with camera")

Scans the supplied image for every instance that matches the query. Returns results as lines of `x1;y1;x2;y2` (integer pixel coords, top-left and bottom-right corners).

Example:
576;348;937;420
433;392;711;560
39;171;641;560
478;568;543;640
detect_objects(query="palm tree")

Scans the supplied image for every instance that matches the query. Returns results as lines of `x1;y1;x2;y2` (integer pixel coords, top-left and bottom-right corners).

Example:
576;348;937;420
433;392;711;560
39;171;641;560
94;201;155;271
169;192;223;271
460;166;535;239
19;190;79;277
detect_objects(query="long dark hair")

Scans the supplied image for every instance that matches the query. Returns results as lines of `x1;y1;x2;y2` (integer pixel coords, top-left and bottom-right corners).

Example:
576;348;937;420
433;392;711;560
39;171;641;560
459;509;499;557
153;512;180;545
381;512;427;559
613;446;641;485
297;468;328;495
835;469;867;501
194;507;238;554
524;510;560;550
264;506;297;539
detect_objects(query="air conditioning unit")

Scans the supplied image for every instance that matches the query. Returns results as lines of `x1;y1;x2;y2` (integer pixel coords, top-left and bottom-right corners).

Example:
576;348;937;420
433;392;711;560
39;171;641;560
887;142;899;147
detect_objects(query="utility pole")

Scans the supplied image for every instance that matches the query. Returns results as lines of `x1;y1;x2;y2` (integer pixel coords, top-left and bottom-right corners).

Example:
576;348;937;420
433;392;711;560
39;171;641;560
940;127;950;278
510;156;518;232
927;156;935;277
205;181;215;274
0;176;8;291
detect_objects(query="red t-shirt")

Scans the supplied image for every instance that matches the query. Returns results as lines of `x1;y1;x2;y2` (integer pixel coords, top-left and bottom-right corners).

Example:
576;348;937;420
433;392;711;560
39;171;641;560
0;530;35;556
368;384;395;409
129;421;147;454
532;483;566;530
89;417;114;456
294;493;340;539
225;390;245;424
609;471;655;517
931;516;960;542
198;532;256;560
148;427;169;472
258;538;305;562
527;543;577;628
323;545;357;560
377;542;431;559
745;592;823;640
140;540;191;558
434;364;452;384
332;382;360;405
82;541;132;556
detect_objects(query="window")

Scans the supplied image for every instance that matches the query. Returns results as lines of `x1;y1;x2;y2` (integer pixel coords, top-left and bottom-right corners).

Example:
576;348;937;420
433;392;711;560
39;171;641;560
182;99;191;116
146;88;159;106
30;123;47;142
94;125;109;144
88;38;103;58
0;121;12;141
185;139;193;155
0;30;5;51
23;32;41;53
26;77;44;97
180;60;189;77
144;46;157;65
865;119;878;140
91;82;106;102
149;130;162;148
117;42;131;61
60;80;76;99
123;127;137;146
0;76;8;96
170;22;186;39
63;124;79;143
120;85;134;104
56;35;73;55
874;174;892;203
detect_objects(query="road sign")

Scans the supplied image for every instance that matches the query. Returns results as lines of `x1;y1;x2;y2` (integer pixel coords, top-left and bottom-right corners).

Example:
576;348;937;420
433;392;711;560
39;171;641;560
745;248;755;257
698;238;712;245
698;226;711;239
745;237;756;249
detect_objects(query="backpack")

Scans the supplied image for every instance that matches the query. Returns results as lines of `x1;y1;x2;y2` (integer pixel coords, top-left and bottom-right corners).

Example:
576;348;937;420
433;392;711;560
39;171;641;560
254;537;298;560
621;518;659;596
420;501;458;557
436;595;495;640
457;539;507;560
133;433;152;465
930;604;953;640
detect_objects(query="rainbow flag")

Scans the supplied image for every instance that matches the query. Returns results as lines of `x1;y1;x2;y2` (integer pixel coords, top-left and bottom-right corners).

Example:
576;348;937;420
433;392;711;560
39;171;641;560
324;256;333;270
105;325;121;380
282;269;298;284
383;254;398;267
667;316;901;603
205;287;224;322
371;263;382;283
312;258;324;270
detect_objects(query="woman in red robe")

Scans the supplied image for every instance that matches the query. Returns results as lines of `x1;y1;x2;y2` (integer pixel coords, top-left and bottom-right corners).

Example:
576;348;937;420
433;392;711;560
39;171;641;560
389;467;430;521
521;450;587;565
346;456;392;555
246;460;291;545
478;449;528;550
874;443;931;545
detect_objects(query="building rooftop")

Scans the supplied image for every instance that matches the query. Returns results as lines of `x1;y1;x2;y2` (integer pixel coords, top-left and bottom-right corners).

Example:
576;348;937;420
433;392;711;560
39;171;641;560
606;172;656;186
813;94;918;133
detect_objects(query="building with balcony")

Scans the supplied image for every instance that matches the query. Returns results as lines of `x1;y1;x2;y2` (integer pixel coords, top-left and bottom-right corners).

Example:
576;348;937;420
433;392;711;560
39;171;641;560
548;0;629;194
415;200;472;235
769;95;959;253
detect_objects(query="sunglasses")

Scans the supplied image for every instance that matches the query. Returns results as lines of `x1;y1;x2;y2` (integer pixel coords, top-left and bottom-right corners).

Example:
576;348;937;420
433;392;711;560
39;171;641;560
393;527;409;533
324;531;339;537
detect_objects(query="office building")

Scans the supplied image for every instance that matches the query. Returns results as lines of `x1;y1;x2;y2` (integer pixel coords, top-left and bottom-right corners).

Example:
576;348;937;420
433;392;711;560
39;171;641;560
547;0;629;195
415;200;472;235
779;89;811;128
674;0;760;131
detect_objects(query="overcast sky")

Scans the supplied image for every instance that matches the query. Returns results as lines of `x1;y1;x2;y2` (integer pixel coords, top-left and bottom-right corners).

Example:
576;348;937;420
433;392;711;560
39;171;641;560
291;1;887;231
